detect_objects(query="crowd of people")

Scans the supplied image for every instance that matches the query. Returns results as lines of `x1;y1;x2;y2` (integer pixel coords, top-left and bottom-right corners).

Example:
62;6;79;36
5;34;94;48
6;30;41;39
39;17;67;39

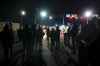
0;18;100;66
0;22;79;61
0;23;14;62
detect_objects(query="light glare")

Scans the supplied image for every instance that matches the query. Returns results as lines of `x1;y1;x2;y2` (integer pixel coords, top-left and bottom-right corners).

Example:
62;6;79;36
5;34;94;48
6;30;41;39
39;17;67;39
21;10;26;16
84;10;93;17
40;11;47;18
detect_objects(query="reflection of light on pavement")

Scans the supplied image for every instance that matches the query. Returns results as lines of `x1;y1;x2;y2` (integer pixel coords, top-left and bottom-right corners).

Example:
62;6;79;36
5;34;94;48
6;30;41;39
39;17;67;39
42;45;57;66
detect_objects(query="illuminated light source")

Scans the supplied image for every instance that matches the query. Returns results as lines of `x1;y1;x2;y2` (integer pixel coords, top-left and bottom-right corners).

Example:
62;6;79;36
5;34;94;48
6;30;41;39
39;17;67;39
84;10;93;24
21;10;26;16
40;10;47;18
84;10;93;17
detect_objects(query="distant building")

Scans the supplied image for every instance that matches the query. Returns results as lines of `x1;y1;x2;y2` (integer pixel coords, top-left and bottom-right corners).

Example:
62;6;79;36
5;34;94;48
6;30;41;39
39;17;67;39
0;22;20;32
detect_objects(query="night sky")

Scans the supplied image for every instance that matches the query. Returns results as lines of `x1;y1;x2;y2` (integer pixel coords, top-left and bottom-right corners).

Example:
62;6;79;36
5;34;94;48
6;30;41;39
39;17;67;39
0;0;100;17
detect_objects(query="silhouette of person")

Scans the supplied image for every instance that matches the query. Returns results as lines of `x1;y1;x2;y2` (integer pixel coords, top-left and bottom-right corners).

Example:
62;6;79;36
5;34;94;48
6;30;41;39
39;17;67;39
70;21;80;53
64;25;69;47
55;26;60;49
47;27;50;47
17;24;23;42
31;24;36;54
50;28;56;50
23;24;33;59
35;25;43;52
1;23;14;61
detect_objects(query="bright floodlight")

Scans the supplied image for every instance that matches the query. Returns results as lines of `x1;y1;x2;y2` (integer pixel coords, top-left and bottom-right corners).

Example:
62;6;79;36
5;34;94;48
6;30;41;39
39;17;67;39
21;10;26;16
84;10;93;17
49;16;53;20
40;11;47;18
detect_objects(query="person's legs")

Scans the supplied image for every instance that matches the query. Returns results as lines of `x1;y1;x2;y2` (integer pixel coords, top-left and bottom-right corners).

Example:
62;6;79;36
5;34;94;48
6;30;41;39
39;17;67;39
51;39;54;51
64;33;66;47
64;33;68;47
56;39;60;49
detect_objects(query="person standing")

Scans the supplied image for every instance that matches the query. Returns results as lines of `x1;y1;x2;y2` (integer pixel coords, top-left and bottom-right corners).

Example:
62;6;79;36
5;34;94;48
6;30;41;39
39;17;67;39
55;26;60;49
63;25;69;47
50;28;56;51
47;27;50;48
36;25;43;52
1;23;14;62
17;24;23;42
70;21;80;53
23;24;33;60
31;24;36;53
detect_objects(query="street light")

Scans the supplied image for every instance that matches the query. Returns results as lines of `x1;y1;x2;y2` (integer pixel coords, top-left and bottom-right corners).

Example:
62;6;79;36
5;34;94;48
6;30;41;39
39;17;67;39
84;10;93;24
84;10;93;17
21;10;26;16
20;10;26;24
40;10;47;18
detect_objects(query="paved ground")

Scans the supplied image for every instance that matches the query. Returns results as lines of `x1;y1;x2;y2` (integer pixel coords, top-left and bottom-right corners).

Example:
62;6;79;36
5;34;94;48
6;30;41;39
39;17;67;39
42;37;79;66
0;33;79;66
42;39;57;66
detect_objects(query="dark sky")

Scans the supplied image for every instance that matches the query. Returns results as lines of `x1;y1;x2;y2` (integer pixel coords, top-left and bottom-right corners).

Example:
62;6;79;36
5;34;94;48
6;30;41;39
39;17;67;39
0;0;100;17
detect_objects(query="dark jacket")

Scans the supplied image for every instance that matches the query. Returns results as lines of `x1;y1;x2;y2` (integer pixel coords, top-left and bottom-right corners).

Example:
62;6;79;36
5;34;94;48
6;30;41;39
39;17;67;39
55;29;60;41
1;24;14;47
